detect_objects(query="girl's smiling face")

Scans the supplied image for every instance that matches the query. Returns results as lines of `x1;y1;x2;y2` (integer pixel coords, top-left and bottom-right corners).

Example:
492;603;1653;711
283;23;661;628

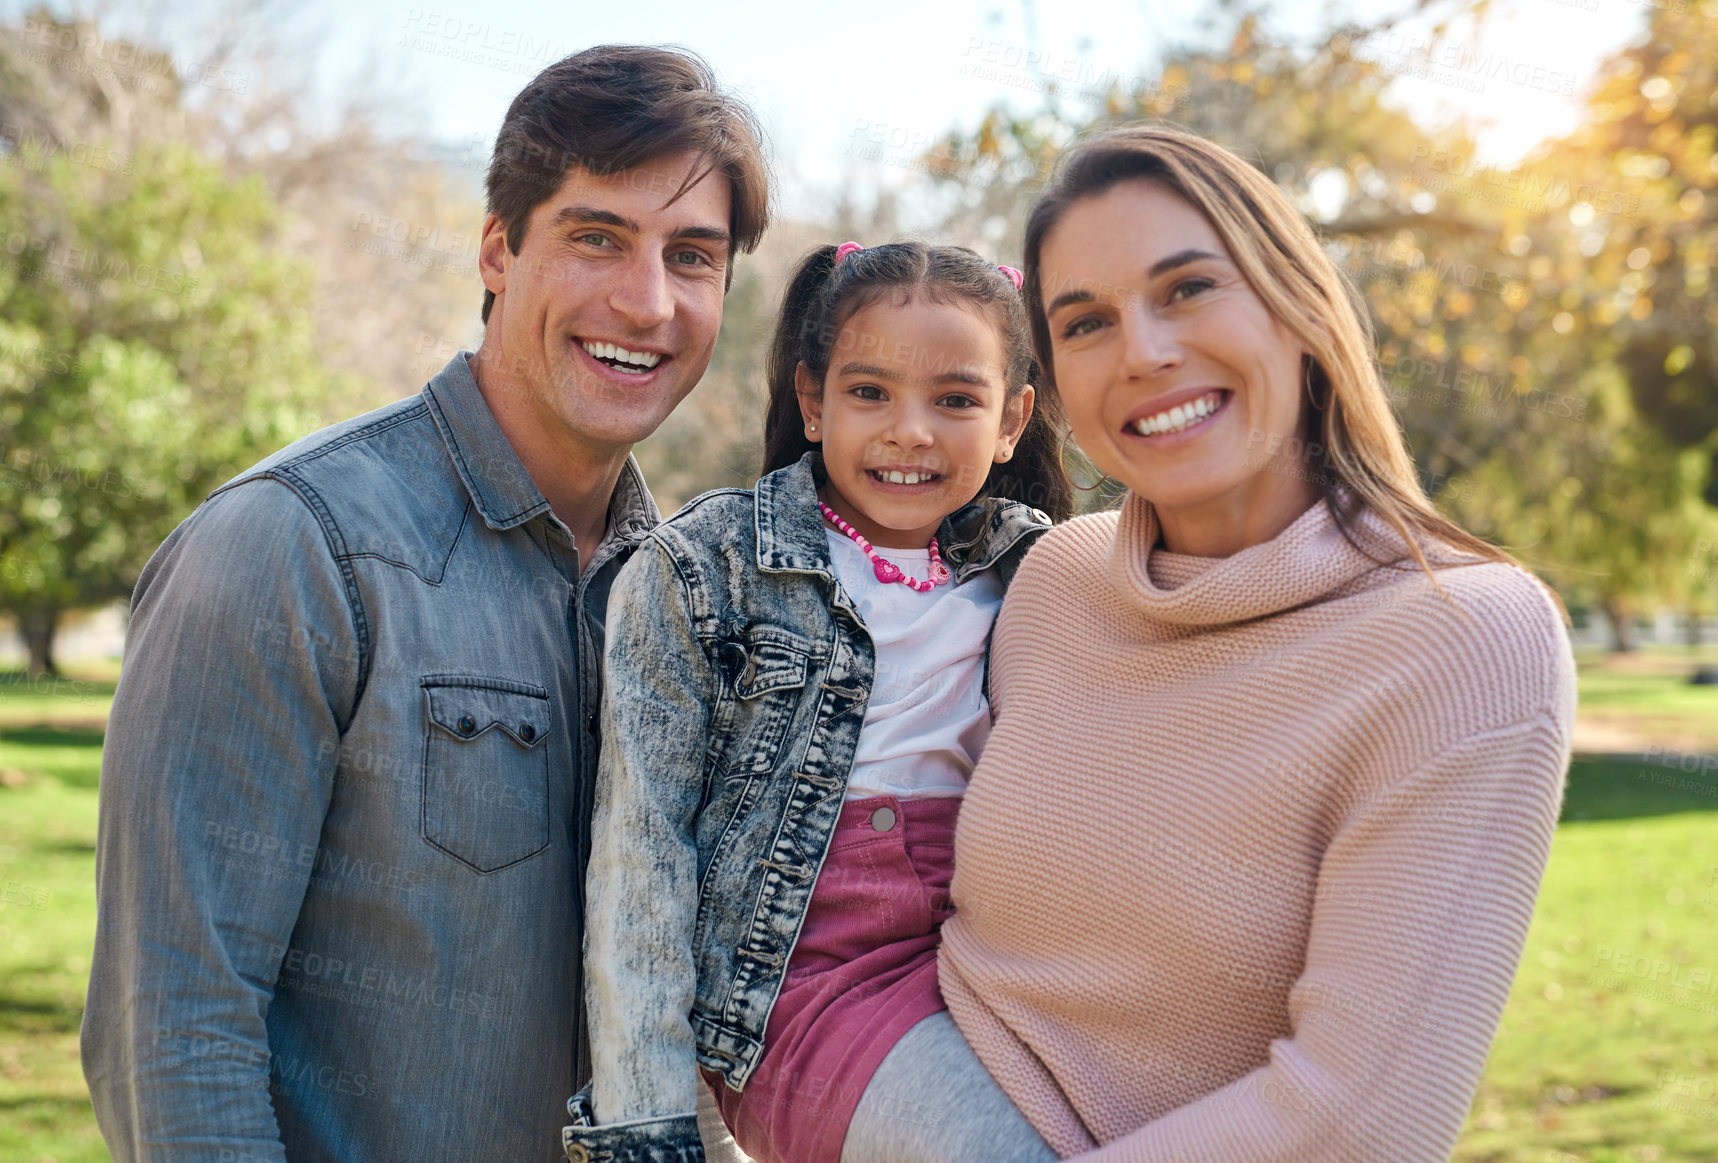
798;296;1032;550
1040;178;1318;555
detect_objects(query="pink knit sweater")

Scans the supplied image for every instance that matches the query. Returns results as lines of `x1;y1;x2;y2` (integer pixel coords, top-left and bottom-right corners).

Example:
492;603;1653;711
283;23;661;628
937;492;1575;1162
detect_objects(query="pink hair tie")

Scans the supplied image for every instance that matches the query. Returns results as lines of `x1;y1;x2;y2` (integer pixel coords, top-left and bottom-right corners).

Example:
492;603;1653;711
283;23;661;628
997;265;1023;290
834;241;864;263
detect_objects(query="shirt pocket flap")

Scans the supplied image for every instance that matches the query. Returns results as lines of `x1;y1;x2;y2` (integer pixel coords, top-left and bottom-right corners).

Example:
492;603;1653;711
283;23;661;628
735;640;809;700
424;680;552;749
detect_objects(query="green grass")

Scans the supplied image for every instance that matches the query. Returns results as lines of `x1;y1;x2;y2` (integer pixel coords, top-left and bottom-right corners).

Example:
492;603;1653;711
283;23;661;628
1572;647;1718;756
2;665;1717;1161
1455;775;1718;1161
0;768;104;1163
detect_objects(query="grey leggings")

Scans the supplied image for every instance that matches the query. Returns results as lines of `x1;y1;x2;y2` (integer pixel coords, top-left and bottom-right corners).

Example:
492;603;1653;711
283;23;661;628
838;1012;1059;1163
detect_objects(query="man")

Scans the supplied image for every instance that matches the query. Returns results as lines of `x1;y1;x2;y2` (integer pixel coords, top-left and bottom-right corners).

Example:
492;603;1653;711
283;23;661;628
83;45;768;1162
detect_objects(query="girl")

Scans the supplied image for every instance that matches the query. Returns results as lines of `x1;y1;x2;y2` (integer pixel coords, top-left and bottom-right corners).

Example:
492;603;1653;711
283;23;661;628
564;241;1072;1163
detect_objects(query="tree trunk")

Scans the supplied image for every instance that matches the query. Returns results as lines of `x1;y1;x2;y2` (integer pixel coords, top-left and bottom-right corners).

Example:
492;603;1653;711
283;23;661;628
1601;595;1635;653
20;607;59;677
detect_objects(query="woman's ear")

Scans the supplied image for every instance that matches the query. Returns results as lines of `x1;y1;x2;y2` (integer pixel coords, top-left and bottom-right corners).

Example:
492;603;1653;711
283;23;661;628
994;385;1035;462
795;363;824;442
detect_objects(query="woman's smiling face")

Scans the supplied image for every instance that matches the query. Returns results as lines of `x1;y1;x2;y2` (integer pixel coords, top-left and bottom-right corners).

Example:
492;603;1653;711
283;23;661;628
1039;179;1318;552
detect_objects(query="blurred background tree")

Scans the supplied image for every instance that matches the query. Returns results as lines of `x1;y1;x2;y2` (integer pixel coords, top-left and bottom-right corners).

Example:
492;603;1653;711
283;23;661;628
0;6;474;673
0;129;333;675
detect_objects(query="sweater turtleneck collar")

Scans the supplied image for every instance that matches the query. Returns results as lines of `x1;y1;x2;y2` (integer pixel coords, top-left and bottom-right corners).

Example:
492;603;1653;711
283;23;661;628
1105;490;1438;628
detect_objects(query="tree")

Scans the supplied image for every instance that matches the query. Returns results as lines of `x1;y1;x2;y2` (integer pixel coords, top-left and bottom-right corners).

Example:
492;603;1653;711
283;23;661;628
0;137;332;674
0;5;475;671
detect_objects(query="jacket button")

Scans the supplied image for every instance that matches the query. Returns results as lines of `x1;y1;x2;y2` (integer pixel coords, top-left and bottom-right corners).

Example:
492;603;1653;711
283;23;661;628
870;807;896;832
565;1145;591;1163
457;715;476;736
520;723;536;742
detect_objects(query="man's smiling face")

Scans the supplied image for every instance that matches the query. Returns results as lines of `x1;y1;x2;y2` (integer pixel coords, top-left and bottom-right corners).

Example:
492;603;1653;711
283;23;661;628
478;150;732;453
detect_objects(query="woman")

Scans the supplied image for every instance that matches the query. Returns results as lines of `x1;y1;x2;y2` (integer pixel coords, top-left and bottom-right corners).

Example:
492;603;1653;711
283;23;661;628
842;125;1575;1163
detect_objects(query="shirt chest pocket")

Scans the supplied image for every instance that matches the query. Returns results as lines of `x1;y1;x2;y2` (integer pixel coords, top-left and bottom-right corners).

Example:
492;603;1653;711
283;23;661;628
421;677;553;873
715;635;811;779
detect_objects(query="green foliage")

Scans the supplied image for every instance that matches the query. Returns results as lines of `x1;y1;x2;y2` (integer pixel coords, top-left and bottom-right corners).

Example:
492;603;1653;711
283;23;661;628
0;138;336;666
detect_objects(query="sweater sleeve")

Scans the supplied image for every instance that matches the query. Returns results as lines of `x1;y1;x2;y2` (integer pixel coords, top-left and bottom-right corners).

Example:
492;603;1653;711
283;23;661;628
1074;710;1570;1163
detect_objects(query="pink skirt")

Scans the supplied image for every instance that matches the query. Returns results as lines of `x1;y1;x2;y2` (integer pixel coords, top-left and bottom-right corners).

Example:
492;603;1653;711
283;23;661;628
706;794;960;1163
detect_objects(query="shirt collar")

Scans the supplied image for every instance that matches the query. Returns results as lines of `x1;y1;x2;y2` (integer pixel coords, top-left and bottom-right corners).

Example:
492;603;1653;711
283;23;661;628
423;350;660;540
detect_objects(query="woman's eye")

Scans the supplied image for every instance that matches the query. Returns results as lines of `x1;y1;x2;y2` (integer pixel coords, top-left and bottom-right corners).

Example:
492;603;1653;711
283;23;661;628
1170;277;1215;301
1062;316;1102;339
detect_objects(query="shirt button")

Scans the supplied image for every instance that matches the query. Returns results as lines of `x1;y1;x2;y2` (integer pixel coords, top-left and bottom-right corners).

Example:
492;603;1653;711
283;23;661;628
870;807;896;832
457;715;476;736
519;723;536;743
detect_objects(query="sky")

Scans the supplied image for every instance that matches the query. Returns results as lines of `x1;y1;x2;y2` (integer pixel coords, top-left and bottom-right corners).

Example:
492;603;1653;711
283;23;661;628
17;0;1652;223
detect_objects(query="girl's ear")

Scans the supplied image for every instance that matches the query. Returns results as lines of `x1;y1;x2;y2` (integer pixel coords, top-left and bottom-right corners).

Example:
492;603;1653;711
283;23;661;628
994;385;1035;462
795;362;824;442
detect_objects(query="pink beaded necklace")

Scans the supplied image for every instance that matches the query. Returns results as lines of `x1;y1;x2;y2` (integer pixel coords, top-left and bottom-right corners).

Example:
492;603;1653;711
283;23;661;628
819;501;952;592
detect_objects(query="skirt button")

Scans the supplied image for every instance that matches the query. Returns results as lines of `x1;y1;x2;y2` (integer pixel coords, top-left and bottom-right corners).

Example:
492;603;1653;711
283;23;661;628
870;806;896;832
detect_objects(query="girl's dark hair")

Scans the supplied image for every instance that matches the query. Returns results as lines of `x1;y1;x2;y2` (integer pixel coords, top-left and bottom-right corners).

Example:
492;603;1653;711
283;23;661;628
761;241;1073;521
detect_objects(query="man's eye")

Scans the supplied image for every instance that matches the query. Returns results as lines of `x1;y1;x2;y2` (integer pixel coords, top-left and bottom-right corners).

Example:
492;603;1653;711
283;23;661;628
672;249;709;267
577;233;612;248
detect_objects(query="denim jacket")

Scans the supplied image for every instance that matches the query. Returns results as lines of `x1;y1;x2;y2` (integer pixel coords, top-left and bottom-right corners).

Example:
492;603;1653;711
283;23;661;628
562;452;1051;1163
83;353;659;1162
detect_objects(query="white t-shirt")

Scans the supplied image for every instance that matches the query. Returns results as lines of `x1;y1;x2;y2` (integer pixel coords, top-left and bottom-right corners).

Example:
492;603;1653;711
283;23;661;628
825;528;1005;801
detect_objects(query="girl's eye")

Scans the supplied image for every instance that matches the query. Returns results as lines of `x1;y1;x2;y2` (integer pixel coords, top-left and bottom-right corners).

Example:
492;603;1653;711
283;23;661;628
939;394;980;409
852;384;885;401
1170;276;1215;302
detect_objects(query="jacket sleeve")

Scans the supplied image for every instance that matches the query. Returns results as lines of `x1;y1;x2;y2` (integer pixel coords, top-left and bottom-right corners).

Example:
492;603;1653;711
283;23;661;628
567;534;718;1162
1074;711;1570;1163
81;479;359;1163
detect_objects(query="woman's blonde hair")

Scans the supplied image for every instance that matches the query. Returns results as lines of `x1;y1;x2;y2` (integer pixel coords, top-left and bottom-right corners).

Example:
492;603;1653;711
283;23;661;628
1022;123;1526;586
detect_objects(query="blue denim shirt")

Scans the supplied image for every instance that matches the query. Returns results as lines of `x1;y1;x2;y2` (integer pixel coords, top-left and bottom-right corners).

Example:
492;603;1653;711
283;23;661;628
564;452;1051;1163
83;352;659;1162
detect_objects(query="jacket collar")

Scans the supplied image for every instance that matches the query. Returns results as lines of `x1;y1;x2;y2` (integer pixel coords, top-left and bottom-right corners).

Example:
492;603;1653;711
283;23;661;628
423;351;659;542
754;451;1047;583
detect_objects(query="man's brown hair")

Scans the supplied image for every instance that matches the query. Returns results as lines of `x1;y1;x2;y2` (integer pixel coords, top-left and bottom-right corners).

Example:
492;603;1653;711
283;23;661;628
482;44;771;323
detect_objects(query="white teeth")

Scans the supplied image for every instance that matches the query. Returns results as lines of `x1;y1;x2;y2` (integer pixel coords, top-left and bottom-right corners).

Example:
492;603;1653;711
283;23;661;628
1131;391;1224;437
581;340;663;370
873;470;934;484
